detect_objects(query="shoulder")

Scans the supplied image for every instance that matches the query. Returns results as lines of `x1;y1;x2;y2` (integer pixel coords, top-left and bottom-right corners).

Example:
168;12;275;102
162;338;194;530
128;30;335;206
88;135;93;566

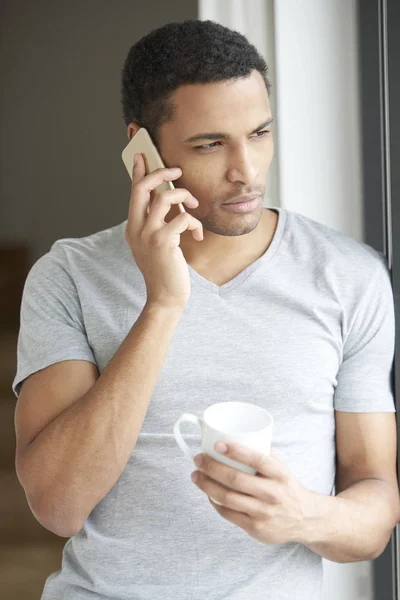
25;220;129;289
50;220;128;265
283;207;390;292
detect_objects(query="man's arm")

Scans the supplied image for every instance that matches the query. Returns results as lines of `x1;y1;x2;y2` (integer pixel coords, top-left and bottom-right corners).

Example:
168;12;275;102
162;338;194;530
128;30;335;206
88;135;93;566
301;411;400;562
190;412;400;563
15;302;184;537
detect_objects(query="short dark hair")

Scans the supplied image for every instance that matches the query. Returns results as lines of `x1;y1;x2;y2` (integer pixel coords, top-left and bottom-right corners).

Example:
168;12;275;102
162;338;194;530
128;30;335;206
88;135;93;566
120;19;272;145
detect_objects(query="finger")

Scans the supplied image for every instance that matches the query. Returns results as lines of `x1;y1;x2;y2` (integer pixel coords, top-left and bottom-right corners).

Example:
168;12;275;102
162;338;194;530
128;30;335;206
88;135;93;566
208;497;255;533
132;153;160;212
214;443;286;481
157;211;204;242
145;189;199;229
269;448;282;461
128;154;148;229
134;162;183;196
193;471;263;518
131;152;146;185
198;455;279;503
128;161;182;238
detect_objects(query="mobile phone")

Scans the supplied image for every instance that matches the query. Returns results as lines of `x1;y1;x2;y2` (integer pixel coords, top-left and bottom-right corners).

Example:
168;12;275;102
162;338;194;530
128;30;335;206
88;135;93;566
122;127;185;214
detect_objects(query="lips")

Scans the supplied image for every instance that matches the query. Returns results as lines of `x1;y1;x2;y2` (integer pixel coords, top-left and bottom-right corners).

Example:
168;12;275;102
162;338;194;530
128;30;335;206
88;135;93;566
223;194;261;205
221;196;261;213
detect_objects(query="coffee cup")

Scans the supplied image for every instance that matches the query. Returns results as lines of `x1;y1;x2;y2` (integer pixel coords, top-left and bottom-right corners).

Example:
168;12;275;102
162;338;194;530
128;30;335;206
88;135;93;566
173;401;273;505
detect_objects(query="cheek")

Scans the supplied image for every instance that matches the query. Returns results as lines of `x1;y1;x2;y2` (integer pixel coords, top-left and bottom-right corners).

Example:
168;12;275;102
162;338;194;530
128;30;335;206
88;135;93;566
177;170;216;204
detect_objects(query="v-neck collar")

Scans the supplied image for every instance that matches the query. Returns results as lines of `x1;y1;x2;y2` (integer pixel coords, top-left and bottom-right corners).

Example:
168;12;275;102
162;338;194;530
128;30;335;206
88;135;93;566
187;206;287;295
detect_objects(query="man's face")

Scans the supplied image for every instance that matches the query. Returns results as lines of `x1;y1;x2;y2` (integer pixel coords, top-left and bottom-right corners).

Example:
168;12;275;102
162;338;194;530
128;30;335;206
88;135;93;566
157;70;274;237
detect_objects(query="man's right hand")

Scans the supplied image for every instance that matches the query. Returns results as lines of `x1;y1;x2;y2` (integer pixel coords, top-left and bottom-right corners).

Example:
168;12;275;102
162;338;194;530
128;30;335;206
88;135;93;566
125;153;203;310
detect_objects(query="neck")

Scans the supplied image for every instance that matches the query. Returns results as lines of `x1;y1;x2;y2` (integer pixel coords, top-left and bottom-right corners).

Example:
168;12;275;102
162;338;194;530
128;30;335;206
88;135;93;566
177;207;277;268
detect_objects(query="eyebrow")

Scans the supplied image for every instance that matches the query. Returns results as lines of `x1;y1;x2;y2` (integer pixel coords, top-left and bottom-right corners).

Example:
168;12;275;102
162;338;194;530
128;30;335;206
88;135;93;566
183;118;274;144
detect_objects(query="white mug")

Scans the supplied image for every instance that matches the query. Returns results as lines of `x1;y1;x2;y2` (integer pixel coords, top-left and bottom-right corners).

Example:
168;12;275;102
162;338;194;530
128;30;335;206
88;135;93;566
173;402;273;506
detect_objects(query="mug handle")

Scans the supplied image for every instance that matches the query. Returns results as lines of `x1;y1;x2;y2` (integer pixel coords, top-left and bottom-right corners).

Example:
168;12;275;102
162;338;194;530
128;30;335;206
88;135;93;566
173;413;203;464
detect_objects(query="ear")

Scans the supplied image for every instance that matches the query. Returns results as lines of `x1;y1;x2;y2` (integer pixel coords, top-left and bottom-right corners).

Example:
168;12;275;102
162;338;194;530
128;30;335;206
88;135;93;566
127;121;141;141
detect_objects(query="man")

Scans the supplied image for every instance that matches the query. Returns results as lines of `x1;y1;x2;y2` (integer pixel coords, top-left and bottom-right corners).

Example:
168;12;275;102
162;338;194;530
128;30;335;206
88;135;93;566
13;19;399;600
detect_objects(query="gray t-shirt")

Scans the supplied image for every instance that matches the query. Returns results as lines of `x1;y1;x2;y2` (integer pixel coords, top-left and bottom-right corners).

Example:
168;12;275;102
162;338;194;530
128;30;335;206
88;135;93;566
13;206;395;600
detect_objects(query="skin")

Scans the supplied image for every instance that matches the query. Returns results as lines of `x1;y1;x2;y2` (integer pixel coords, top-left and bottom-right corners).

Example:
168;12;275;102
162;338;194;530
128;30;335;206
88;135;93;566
127;70;400;561
191;434;400;563
127;69;278;278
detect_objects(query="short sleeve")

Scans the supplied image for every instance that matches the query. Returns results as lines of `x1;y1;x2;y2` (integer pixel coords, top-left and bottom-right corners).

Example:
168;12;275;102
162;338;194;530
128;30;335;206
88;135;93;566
334;256;396;412
12;245;97;399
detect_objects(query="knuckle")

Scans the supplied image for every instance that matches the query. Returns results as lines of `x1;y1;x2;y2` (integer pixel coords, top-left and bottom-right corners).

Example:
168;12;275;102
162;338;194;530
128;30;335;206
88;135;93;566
148;233;163;249
272;491;283;505
134;179;145;193
254;456;267;474
220;490;231;506
177;211;190;223
277;471;287;485
154;167;172;182
250;519;265;537
227;470;241;489
205;459;215;477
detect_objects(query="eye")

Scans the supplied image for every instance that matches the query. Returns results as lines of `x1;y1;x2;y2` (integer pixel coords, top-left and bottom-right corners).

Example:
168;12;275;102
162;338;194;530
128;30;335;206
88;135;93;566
194;141;221;150
193;130;271;151
252;129;271;138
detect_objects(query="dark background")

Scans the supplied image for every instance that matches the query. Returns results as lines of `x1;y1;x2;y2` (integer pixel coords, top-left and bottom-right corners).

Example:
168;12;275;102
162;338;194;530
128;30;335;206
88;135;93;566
358;0;400;598
0;2;198;597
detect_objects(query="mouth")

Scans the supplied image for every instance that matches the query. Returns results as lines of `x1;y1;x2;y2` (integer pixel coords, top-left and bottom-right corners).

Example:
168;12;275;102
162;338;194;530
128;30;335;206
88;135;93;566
222;194;262;205
221;195;262;214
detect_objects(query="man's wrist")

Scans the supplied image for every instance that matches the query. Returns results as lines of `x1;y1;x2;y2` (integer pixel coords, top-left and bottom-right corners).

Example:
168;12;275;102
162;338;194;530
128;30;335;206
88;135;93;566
295;488;342;548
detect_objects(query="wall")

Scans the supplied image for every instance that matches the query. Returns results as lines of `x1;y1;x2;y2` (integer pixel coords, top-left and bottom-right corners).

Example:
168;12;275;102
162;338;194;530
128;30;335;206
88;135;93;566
272;2;370;596
199;0;372;598
0;0;198;263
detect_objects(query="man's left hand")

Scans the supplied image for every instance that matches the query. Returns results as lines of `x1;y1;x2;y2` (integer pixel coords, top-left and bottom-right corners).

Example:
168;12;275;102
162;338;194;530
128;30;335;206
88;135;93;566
191;442;312;545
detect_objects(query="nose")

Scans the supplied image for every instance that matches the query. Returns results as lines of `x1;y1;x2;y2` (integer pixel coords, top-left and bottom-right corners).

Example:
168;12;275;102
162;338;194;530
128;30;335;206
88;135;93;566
226;146;259;185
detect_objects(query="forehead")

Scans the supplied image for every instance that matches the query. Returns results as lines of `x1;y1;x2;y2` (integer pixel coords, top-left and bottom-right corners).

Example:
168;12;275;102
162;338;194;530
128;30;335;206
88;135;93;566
167;70;271;134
